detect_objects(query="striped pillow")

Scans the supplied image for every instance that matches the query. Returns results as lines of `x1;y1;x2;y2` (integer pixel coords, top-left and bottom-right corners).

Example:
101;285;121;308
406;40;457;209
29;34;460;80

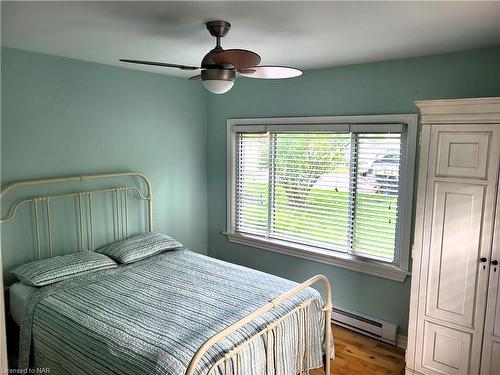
97;232;183;264
11;252;117;287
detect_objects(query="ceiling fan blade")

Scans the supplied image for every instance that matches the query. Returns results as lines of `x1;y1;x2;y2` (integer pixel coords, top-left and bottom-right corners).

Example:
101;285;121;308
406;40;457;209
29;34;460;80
238;66;302;79
213;49;261;70
119;59;199;70
188;74;201;80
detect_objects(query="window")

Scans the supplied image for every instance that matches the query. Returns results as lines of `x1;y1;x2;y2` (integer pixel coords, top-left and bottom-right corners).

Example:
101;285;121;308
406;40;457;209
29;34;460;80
226;115;417;282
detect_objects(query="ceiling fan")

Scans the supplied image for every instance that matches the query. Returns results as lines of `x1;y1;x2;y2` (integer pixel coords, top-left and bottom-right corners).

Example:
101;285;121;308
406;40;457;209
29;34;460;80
120;20;302;94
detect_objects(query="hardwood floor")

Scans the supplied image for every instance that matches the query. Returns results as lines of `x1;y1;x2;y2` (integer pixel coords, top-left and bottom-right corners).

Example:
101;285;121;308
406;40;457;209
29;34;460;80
311;325;406;375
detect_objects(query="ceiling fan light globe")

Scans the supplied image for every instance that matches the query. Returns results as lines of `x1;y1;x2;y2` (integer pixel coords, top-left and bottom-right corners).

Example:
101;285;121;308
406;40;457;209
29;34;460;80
202;80;234;94
201;68;235;94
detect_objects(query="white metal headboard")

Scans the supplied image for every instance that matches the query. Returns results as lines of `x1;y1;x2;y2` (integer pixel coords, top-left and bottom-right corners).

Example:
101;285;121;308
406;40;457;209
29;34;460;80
0;172;153;261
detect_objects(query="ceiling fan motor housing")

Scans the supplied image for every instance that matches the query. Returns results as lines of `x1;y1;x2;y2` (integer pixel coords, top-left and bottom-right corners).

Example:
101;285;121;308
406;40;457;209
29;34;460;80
201;47;223;67
201;68;235;82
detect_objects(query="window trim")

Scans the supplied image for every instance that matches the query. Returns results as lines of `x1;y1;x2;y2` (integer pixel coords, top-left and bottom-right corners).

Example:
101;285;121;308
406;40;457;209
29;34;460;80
226;114;418;282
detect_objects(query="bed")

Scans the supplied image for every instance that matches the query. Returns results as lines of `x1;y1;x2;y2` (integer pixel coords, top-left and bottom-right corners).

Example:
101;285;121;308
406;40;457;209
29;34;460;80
1;172;333;374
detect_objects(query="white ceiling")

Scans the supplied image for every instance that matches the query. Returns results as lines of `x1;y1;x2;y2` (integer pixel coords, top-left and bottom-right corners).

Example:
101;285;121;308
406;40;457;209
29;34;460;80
2;1;500;78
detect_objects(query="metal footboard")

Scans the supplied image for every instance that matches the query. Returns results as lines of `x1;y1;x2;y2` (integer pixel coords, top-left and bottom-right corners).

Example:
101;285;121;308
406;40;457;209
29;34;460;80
186;274;333;375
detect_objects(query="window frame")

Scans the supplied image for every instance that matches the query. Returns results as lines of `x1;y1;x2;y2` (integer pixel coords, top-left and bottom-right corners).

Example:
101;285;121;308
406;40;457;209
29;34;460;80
226;114;418;282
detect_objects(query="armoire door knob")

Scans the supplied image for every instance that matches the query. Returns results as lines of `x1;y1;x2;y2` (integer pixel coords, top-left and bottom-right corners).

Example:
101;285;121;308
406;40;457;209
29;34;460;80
480;257;488;262
492;260;499;266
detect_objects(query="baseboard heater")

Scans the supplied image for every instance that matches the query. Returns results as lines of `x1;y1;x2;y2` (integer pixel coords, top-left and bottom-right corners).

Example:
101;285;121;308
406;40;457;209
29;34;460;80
331;307;398;345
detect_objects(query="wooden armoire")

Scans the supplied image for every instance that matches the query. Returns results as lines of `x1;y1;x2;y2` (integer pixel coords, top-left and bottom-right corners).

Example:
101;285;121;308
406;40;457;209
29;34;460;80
406;97;500;375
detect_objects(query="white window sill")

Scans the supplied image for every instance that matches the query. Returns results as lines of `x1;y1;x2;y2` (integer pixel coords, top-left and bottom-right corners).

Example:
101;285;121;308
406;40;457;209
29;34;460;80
224;232;409;282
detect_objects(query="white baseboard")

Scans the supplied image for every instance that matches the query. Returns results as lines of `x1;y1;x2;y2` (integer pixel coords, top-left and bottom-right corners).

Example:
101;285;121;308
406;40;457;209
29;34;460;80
331;307;399;345
332;318;408;350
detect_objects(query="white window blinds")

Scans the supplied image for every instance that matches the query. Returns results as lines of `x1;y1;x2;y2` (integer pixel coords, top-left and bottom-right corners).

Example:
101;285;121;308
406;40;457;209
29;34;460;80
235;127;404;264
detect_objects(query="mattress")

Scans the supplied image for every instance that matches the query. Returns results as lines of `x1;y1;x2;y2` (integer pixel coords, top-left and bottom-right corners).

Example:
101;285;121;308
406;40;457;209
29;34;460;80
17;249;330;374
9;282;36;326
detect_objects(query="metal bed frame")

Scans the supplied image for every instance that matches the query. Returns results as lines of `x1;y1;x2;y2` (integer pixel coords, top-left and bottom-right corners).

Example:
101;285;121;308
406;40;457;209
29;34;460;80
0;172;332;374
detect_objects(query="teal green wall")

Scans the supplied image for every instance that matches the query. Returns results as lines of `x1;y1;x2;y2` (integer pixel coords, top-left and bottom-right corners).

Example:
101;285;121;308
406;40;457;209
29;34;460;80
1;48;208;272
2;46;500;335
206;47;500;335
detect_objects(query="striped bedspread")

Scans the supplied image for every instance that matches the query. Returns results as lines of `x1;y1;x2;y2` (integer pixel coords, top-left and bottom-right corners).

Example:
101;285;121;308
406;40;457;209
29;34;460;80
18;249;329;374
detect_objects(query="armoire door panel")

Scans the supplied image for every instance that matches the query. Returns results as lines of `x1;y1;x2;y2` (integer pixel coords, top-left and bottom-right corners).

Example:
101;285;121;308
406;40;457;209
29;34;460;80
494;284;500;338
435;131;491;179
488;341;500;375
426;182;485;328
422;321;472;375
481;174;500;375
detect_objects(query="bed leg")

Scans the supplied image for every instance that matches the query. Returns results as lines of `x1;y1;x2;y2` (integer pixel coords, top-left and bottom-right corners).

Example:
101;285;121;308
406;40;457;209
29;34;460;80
323;354;327;372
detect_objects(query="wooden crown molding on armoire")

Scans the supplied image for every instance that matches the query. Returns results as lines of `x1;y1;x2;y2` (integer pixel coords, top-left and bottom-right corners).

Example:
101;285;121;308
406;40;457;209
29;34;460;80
406;97;500;375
